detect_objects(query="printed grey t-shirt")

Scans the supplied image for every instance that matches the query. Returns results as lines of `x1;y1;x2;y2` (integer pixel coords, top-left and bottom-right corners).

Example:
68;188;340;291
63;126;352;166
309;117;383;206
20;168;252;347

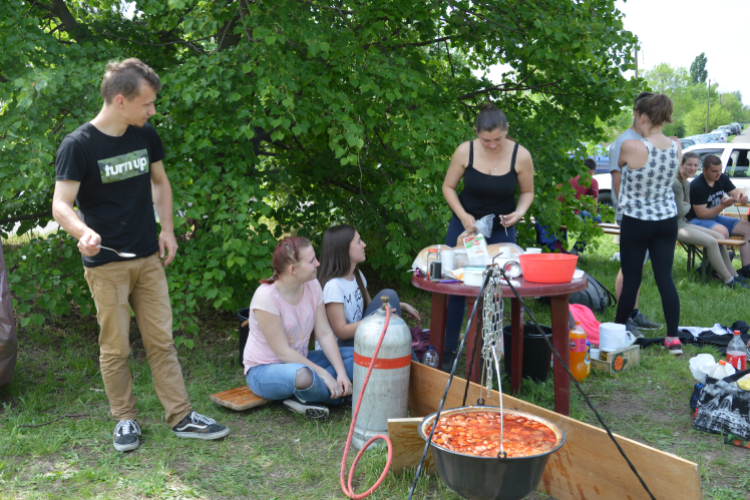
608;127;643;221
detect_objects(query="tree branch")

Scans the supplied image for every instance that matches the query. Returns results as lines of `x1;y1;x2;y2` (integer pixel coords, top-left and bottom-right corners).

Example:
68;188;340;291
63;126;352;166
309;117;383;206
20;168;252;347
49;0;87;41
293;0;354;15
1;210;53;224
390;36;452;49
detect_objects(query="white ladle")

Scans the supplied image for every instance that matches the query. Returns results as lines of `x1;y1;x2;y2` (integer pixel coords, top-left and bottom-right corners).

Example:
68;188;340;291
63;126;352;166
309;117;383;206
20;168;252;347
97;245;136;258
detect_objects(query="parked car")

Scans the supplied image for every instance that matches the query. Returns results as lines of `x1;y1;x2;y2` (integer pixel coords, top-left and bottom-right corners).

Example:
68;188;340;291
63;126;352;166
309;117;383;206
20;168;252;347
730;123;743;135
679;137;697;148
719;125;732;137
709;130;727;143
593;143;750;207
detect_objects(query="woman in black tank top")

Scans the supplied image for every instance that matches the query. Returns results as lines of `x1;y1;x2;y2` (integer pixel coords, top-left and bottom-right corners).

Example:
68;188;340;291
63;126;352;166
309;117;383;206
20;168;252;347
439;103;535;367
442;103;535;244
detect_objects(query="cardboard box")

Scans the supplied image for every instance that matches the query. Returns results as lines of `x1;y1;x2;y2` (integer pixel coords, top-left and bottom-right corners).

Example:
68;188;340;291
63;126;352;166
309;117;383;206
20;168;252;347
591;344;640;375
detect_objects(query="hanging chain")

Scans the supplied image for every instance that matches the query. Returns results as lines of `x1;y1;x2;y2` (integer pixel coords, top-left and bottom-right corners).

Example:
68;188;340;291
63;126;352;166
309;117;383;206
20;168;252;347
479;266;506;459
481;266;506;457
481;267;504;403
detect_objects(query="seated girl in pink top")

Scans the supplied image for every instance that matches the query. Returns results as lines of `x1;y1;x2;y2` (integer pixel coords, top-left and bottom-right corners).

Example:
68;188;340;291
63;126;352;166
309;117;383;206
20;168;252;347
243;237;353;420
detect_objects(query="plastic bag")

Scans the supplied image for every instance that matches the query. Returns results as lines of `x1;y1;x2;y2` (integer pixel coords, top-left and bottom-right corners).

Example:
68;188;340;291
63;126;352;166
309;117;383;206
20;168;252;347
0;241;17;387
475;214;494;239
690;354;718;384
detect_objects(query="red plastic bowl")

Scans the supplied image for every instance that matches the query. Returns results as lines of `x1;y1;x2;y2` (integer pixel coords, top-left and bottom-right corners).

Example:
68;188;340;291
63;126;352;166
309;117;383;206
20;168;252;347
519;254;578;284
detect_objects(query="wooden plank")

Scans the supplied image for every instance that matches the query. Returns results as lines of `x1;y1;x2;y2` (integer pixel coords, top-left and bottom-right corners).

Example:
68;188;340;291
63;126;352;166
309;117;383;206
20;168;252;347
406;361;701;500
210;385;269;411
387;418;436;472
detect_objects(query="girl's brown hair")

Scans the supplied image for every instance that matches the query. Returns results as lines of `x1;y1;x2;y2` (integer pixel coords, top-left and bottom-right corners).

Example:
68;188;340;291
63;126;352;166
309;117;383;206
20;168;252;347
681;151;699;165
317;225;370;308
259;236;312;284
633;92;673;126
475;102;508;133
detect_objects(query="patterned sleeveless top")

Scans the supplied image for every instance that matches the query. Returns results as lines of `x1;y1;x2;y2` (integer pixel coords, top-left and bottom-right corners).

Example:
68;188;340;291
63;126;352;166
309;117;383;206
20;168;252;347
618;138;678;221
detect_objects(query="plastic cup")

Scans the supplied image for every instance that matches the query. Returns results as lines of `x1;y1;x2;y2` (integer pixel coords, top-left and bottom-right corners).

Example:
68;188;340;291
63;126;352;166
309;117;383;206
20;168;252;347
441;249;455;274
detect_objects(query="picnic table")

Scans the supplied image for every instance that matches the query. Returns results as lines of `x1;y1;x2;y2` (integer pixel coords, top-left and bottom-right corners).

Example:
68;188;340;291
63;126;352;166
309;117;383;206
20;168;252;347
411;272;588;416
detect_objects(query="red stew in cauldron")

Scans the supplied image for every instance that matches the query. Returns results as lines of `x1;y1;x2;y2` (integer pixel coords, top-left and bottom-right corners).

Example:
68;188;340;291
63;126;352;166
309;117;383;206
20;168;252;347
425;411;557;458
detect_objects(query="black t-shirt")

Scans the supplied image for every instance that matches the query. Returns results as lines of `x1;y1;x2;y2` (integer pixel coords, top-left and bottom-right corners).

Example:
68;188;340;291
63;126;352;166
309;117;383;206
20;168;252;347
686;173;736;220
55;122;165;267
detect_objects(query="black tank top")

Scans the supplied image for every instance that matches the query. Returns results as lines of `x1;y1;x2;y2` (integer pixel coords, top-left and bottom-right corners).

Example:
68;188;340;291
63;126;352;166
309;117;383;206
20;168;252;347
458;141;519;231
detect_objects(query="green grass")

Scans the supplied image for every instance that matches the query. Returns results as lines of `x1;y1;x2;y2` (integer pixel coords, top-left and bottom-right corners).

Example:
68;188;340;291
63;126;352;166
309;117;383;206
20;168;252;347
2;233;750;499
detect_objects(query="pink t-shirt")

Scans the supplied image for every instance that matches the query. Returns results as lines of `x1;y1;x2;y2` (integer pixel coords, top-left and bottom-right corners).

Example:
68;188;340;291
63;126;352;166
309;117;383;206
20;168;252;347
243;280;324;373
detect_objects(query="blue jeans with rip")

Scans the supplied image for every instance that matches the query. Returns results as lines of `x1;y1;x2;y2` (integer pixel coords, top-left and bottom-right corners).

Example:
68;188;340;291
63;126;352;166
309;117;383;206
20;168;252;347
245;348;354;405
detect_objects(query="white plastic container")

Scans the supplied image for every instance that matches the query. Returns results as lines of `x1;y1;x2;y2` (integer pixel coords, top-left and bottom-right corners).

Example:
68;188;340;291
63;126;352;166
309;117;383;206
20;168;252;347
441;249;455;277
453;249;469;270
599;323;635;352
463;267;484;287
708;360;735;380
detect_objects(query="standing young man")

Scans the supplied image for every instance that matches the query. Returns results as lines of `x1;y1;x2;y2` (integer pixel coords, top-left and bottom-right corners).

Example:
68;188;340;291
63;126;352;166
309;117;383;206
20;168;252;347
52;59;229;452
608;91;663;337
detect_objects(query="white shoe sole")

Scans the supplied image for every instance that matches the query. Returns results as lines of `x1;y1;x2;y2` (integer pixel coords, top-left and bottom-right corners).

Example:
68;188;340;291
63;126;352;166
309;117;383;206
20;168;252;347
113;439;140;452
283;399;329;420
173;427;230;440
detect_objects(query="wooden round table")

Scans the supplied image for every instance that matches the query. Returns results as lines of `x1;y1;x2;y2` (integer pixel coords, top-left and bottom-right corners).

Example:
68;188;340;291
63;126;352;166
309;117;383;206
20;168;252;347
412;272;587;416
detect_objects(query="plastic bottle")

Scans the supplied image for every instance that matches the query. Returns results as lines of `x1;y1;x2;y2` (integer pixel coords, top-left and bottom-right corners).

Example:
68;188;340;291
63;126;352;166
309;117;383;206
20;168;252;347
727;330;747;371
585;340;591;376
569;322;589;382
709;360;732;380
422;345;440;368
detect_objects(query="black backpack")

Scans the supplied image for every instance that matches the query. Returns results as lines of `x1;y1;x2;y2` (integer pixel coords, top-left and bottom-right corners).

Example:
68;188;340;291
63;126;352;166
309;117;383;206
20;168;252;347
568;272;616;313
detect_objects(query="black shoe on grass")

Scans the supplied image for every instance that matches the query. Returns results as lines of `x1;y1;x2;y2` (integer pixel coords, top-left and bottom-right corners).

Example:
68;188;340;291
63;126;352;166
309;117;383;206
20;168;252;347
283;396;329;420
113;420;141;452
631;311;662;330
172;411;230;440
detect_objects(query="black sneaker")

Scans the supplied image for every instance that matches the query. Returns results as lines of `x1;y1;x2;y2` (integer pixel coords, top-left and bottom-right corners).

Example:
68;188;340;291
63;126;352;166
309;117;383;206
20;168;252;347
726;278;750;289
113;420;141;452
442;350;457;372
283;395;329;420
625;318;644;339
172;411;230;440
738;265;750;279
631;311;662;330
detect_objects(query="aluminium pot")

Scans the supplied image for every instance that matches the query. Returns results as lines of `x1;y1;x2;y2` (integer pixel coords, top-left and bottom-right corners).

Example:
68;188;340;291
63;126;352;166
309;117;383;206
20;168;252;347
418;406;566;500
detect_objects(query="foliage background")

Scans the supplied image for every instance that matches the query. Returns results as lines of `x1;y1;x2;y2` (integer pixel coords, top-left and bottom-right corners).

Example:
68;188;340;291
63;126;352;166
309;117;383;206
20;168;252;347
640;58;750;139
0;0;638;345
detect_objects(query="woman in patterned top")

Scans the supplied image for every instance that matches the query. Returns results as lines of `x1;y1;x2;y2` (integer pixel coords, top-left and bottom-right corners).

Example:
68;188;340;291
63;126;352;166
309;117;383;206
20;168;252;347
616;93;683;355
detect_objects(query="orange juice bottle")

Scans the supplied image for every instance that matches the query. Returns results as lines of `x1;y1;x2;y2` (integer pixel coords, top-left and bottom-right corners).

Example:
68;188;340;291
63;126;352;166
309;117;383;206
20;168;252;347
569;322;589;382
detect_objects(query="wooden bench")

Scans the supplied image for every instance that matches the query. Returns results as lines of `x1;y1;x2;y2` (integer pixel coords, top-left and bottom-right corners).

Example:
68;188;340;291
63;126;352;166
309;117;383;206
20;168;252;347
210;385;270;411
680;237;745;284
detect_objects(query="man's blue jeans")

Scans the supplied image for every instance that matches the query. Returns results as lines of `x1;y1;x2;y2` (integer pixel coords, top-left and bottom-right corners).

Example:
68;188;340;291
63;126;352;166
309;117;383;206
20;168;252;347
246;348;354;405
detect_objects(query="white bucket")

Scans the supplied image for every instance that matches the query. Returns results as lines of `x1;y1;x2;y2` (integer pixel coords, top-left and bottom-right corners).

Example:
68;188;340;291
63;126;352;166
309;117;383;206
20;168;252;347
599;322;636;352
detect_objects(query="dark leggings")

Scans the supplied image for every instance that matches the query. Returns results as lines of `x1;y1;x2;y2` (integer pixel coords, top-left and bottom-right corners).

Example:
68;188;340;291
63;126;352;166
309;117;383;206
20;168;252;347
615;215;680;337
444;214;516;353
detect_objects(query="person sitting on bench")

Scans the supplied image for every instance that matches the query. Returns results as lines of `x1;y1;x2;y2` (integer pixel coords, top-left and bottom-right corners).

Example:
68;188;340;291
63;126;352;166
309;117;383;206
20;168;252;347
243;236;353;420
687;154;750;278
674;152;747;288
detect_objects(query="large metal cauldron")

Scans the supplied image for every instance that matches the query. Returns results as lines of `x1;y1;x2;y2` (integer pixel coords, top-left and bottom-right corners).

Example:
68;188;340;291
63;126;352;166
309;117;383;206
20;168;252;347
419;406;566;500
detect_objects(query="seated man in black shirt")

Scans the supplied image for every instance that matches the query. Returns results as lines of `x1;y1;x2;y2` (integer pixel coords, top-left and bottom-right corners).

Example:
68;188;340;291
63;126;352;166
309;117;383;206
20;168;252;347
687;154;750;276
